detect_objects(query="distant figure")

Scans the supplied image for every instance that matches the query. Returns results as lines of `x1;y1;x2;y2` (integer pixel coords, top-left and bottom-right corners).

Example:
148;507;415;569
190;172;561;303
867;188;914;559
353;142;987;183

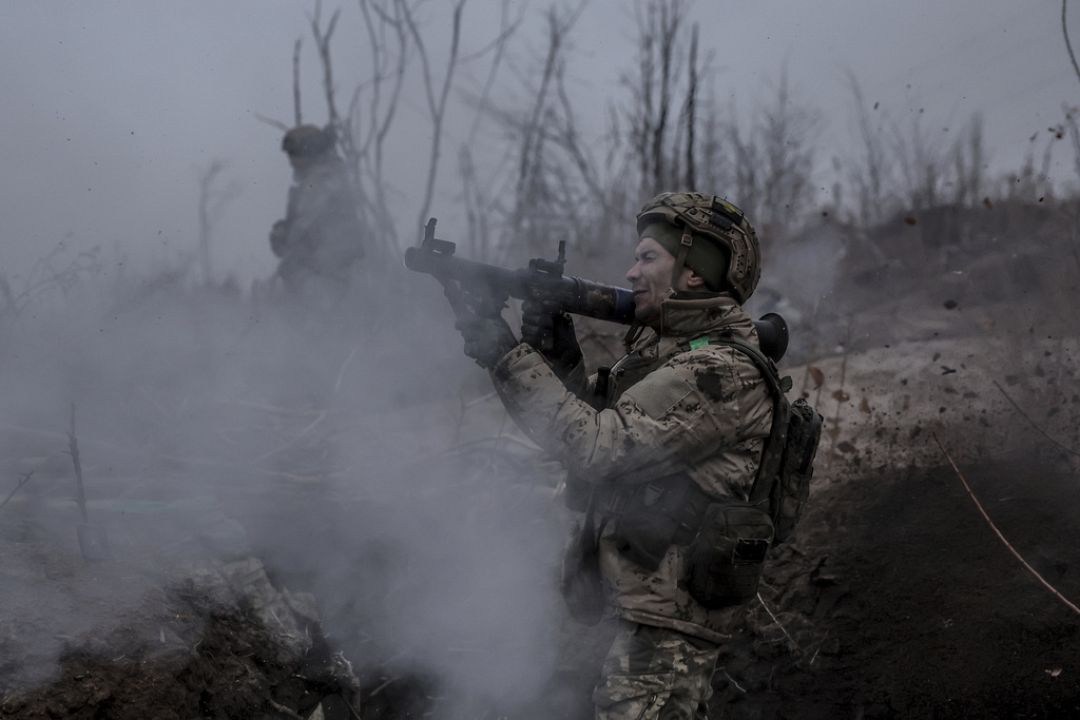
270;125;364;302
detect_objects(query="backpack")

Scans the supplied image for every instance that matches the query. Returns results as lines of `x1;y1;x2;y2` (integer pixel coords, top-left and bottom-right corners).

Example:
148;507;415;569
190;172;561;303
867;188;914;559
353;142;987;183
715;338;823;544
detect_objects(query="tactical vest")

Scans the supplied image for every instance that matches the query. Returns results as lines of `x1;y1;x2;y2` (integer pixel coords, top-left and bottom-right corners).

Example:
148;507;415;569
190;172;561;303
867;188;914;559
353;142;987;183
584;333;823;608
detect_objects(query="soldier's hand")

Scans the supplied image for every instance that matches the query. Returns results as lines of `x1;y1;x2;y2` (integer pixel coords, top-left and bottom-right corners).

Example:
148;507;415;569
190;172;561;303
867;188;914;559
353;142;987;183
454;310;518;370
522;297;583;379
269;220;288;257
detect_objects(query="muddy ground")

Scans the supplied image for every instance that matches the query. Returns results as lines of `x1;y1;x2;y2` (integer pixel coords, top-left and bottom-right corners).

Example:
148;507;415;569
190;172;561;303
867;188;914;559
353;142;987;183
713;450;1080;720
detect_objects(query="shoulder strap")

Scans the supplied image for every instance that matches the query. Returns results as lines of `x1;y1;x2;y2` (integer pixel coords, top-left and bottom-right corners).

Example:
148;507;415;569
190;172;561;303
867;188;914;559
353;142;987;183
707;337;791;506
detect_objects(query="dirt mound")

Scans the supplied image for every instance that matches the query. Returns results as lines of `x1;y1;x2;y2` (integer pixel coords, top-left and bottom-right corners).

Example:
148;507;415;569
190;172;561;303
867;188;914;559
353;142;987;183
0;564;361;720
713;452;1080;719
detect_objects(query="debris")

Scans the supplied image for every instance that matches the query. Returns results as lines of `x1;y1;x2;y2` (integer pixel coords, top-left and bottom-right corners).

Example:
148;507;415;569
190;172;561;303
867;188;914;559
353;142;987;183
722;671;747;693
756;593;803;655
268;698;305;719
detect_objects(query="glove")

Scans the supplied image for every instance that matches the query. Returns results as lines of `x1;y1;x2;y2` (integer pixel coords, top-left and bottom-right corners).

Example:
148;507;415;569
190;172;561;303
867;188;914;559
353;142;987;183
521;297;583;379
455;311;518;370
269;219;288;257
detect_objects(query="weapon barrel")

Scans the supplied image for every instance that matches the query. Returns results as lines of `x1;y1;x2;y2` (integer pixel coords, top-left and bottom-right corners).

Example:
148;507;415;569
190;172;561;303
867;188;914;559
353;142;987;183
539;275;636;324
405;246;786;362
404;246;636;323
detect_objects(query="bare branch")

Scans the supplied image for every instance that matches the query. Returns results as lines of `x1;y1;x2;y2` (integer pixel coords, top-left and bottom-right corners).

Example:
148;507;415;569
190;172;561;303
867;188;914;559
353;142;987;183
459;0;525;64
844;71;890;226
685;22;698;189
554;62;609;209
254;113;290;132
370;0;409;167
293;37;303;125
509;3;584;234
401;0;467;241
465;0;522;145
1063;0;1080;91
0;471;34;514
309;2;343;128
68;404;87;524
197;159;238;284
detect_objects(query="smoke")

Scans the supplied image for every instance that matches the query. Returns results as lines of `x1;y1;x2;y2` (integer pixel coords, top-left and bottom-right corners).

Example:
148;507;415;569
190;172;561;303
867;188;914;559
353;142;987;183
0;264;573;713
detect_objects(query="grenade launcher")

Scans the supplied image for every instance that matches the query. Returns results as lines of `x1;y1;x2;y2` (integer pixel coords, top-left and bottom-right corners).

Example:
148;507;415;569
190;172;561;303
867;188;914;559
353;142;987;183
405;218;789;362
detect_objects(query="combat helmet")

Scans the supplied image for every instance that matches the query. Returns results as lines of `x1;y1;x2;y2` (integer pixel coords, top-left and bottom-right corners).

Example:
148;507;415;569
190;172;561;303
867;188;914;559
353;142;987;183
281;124;336;158
636;192;761;303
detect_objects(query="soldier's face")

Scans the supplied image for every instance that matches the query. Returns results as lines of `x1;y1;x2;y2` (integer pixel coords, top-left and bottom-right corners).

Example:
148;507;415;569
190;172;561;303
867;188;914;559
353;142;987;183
626;236;677;324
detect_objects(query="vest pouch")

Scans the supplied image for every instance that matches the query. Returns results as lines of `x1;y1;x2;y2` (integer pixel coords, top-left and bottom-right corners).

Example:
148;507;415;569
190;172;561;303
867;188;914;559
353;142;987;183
685;503;774;609
563;474;592;513
772;398;822;542
560;518;606;626
609;477;694;572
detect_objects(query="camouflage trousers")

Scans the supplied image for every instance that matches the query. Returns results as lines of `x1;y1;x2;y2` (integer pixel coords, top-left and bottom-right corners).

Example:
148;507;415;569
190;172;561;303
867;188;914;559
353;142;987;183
593;620;720;720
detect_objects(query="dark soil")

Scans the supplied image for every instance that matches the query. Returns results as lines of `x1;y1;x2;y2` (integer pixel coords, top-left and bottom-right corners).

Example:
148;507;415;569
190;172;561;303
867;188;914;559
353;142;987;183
715;452;1080;719
0;583;361;720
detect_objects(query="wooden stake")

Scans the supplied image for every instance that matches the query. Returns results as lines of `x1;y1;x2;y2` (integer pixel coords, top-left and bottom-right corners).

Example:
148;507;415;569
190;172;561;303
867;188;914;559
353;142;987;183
68;403;87;524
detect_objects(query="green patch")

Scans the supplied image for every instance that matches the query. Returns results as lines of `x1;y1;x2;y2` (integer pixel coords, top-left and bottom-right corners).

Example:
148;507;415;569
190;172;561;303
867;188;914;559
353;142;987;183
688;336;710;350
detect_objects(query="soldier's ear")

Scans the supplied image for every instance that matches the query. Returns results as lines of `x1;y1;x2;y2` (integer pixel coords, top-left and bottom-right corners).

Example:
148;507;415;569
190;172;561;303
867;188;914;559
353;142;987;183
684;269;706;289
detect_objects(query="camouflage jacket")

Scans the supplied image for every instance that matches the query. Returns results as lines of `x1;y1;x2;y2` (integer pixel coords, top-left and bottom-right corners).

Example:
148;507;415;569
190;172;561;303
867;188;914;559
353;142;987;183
491;294;773;643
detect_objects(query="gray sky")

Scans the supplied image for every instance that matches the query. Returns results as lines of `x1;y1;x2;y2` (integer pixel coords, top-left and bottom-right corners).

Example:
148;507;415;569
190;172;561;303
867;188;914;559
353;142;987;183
1;1;1075;284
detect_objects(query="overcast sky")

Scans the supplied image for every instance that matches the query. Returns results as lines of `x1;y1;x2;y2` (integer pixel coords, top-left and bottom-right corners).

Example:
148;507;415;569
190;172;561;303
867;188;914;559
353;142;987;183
1;1;1076;284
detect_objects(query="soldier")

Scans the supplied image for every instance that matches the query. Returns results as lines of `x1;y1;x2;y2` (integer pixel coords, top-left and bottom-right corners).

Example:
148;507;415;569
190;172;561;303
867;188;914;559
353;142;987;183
454;192;774;719
270;125;364;302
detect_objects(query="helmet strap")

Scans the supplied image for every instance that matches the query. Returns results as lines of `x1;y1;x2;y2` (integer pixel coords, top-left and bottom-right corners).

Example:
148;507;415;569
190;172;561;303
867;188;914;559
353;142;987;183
670;229;694;291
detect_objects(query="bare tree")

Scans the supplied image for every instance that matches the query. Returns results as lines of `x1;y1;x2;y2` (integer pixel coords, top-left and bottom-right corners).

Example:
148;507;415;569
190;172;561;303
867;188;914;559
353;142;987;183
297;0;508;268
456;0;525;261
0;241;102;320
309;2;343;131
843;73;892;228
293;37;303;126
758;68;819;232
622;0;689;196
950;114;986;207
401;0;467;242
465;4;591;262
196;159;241;285
684;22;699;189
